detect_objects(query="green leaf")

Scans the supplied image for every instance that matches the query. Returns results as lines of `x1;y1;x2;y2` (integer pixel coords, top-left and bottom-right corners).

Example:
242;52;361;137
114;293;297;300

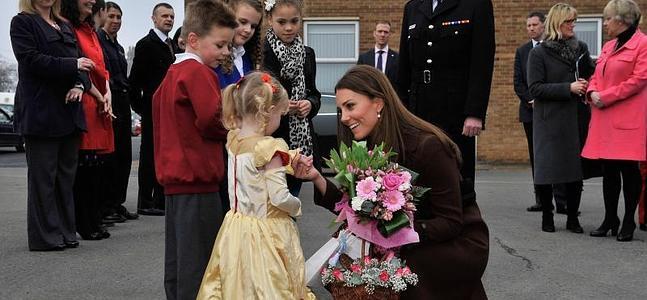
377;211;410;237
412;186;431;198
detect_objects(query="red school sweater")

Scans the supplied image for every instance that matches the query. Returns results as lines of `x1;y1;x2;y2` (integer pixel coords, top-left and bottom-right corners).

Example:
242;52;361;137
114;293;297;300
152;57;227;195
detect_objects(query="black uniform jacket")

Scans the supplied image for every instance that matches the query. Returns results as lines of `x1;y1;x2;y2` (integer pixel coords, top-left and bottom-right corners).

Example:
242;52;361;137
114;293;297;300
128;29;175;117
398;0;495;130
514;41;534;123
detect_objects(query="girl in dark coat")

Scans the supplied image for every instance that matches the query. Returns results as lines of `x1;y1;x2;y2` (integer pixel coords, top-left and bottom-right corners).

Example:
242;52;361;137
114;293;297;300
295;65;489;299
262;0;321;197
527;3;595;233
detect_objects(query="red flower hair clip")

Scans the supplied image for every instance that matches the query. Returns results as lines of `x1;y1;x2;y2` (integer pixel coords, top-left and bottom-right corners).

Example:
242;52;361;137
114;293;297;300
261;73;278;94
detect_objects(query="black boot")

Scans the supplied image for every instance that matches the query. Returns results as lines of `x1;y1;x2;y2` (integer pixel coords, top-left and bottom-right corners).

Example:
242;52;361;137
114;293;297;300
542;212;555;232
566;218;583;233
590;217;620;237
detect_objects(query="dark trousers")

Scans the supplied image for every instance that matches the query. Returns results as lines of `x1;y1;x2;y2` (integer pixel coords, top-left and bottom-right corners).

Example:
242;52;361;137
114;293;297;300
522;122;568;208
537;180;582;220
105;95;132;215
74;152;110;237
445;130;476;201
25;134;80;250
165;193;224;300
137;115;164;210
600;159;642;231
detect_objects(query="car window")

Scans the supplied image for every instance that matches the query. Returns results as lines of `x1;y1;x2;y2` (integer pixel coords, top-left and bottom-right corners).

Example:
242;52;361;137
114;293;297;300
0;110;9;122
319;95;337;114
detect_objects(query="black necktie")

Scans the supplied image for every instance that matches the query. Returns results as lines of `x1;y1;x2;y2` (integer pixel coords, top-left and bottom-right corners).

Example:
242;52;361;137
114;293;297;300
165;38;174;55
376;50;384;72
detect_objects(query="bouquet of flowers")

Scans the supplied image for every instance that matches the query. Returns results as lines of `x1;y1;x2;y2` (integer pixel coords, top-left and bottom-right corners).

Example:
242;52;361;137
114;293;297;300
325;141;430;249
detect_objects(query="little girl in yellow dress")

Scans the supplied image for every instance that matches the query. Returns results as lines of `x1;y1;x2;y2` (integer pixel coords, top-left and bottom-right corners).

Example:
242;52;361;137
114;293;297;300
197;72;315;299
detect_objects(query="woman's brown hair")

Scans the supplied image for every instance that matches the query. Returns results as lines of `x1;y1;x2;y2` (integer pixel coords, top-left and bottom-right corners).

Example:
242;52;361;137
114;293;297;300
334;65;461;165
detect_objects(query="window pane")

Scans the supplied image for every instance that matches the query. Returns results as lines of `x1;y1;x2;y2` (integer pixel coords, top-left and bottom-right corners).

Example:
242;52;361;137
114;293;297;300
306;24;355;59
575;20;599;56
315;63;354;94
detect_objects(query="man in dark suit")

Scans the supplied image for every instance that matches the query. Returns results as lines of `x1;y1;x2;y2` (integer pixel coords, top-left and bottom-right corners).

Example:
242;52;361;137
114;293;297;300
398;0;495;203
357;21;399;89
514;11;568;213
128;3;176;216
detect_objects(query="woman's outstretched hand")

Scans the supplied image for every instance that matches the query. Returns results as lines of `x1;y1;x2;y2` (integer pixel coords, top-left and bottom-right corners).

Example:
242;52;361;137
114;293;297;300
293;155;317;180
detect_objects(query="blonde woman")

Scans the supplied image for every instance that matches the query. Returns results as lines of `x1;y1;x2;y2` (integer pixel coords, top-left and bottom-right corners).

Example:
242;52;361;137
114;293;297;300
527;3;595;233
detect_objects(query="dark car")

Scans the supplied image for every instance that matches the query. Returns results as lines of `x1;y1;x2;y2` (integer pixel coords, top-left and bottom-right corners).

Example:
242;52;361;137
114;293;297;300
0;106;25;152
312;94;338;163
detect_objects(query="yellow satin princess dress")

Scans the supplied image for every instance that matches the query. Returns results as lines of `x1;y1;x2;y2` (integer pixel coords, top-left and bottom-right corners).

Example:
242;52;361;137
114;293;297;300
197;130;316;300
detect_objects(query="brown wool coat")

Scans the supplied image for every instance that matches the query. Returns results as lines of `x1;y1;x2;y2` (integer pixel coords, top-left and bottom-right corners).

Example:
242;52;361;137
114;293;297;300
315;129;489;299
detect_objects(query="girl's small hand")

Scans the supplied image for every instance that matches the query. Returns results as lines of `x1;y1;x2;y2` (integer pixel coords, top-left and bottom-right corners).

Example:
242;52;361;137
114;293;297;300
297;100;311;118
293;156;317;181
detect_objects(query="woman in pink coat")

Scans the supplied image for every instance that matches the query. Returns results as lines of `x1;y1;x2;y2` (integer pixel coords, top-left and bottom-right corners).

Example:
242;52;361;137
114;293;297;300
583;0;647;242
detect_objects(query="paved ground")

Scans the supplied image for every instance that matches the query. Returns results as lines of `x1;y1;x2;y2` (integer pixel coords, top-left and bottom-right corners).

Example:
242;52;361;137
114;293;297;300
0;143;646;299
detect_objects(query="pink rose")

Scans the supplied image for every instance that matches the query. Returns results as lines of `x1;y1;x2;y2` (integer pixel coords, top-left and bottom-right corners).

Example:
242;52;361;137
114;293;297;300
382;173;403;191
363;256;371;265
350;264;362;273
379;271;390;282
332;269;344;281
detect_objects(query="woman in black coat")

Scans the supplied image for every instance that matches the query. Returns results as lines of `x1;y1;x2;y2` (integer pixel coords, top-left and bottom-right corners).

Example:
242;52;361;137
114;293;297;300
527;3;595;233
10;0;93;251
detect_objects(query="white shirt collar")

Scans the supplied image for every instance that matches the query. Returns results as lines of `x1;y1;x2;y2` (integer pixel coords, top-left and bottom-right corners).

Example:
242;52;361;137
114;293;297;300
532;39;542;47
174;52;203;65
153;27;169;43
374;45;389;54
233;46;246;75
233;46;246;58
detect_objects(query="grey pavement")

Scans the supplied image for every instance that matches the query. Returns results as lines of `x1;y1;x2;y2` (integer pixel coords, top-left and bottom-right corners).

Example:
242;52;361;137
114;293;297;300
1;143;646;299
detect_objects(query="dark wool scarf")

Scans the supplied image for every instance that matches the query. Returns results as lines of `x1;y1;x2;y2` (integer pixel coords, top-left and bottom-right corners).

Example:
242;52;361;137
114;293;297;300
543;37;581;63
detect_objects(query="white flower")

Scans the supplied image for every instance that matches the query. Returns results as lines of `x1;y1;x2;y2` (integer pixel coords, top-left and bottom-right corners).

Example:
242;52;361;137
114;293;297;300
264;0;276;12
351;196;364;211
398;182;411;191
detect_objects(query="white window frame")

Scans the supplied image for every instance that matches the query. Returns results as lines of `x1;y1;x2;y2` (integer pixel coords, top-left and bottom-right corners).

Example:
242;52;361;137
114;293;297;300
575;16;603;58
303;19;360;63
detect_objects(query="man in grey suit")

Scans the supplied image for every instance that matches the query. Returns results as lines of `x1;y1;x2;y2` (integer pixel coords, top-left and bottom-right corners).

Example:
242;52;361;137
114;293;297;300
514;11;567;213
357;21;399;89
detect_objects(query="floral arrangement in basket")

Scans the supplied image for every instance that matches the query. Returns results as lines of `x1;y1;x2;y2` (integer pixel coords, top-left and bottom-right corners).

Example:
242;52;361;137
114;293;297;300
321;231;419;297
325;141;430;249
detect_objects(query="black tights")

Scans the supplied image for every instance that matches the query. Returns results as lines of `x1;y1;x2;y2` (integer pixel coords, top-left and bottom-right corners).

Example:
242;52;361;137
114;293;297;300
537;181;582;220
600;160;641;232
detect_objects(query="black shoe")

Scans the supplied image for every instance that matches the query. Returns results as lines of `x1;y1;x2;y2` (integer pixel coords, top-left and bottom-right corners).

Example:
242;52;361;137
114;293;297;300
542;216;555;232
527;204;542;212
566;219;584;233
104;213;126;223
101;222;114;228
30;244;65;251
617;232;634;242
64;241;79;248
99;229;110;239
82;231;105;240
590;219;620;237
119;210;139;220
640;224;647;231
138;208;165;216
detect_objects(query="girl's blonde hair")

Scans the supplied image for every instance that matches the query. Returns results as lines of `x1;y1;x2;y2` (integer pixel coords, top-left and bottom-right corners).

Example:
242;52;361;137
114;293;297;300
222;71;289;133
20;0;62;20
545;3;578;41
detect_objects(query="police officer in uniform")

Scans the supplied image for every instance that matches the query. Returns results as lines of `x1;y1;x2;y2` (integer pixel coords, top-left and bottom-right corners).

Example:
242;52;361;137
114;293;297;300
398;0;495;202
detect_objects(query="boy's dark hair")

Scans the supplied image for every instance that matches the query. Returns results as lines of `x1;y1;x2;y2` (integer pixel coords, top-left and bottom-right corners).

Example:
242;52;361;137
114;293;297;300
153;2;173;16
528;11;546;23
182;0;237;41
106;1;122;15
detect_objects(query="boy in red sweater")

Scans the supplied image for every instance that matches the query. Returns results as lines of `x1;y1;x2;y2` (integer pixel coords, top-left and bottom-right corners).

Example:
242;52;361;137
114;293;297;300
151;1;237;299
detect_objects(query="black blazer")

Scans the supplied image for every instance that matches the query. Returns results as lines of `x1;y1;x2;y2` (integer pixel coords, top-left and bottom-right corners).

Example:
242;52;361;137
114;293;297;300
514;41;534;123
10;13;87;137
262;41;322;163
357;48;399;89
398;0;495;130
128;29;175;116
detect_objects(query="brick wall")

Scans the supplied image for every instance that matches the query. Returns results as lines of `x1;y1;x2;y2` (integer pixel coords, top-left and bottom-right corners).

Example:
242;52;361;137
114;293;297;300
187;0;647;163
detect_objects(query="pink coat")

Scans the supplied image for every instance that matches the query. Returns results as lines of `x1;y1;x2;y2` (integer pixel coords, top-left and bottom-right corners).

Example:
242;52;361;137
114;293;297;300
582;30;647;161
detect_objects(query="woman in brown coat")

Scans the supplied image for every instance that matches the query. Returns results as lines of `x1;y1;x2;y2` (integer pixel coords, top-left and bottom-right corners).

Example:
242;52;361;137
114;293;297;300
295;65;490;299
